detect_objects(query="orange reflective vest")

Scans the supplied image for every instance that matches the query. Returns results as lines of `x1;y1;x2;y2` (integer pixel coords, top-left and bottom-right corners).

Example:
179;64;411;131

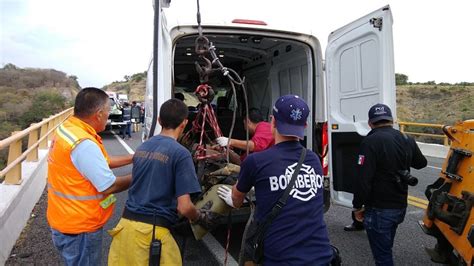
47;116;114;234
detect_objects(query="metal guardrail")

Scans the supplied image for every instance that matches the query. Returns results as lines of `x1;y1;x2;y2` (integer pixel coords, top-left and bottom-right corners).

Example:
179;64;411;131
0;108;74;184
399;121;449;146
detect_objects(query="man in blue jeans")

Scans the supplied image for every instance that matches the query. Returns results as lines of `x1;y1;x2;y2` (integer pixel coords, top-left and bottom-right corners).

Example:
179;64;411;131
352;103;427;266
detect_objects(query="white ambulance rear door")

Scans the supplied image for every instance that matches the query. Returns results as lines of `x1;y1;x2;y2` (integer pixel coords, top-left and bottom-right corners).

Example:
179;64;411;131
325;5;396;207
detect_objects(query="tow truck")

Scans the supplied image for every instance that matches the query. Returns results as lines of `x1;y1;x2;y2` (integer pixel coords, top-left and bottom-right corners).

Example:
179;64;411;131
420;120;474;265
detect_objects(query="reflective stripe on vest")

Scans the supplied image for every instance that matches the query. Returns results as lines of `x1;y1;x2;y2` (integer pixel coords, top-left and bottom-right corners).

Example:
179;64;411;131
47;183;105;200
47;116;114;233
56;125;80;149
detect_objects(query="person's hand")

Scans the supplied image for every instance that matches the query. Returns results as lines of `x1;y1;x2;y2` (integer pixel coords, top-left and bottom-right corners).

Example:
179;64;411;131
353;208;365;222
216;137;229;147
217;186;234;207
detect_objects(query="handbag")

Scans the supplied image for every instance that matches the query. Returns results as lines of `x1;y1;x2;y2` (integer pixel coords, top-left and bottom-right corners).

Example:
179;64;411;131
247;148;307;264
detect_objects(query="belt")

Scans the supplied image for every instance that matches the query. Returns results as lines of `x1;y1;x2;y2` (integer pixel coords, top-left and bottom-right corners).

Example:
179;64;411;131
122;208;172;229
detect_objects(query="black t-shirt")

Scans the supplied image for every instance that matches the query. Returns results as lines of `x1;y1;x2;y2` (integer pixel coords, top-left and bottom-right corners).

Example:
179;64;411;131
353;126;427;209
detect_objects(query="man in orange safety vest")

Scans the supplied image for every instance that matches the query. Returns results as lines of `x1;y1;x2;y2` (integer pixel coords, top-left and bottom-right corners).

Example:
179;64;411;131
47;87;133;265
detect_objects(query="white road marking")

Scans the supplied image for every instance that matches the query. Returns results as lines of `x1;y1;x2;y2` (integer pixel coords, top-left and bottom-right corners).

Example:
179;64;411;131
111;130;135;155
202;234;239;266
427;165;442;170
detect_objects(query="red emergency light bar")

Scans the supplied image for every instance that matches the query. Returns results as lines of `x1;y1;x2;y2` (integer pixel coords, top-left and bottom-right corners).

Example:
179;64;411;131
231;19;267;26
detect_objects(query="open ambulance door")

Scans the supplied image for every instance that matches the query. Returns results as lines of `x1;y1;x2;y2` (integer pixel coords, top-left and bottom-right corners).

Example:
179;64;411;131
144;0;172;139
325;5;396;207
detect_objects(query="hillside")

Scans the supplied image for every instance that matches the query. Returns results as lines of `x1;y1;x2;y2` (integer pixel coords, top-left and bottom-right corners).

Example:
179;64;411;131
397;85;474;125
102;72;146;102
0;64;79;139
0;64;80;172
0;64;80;100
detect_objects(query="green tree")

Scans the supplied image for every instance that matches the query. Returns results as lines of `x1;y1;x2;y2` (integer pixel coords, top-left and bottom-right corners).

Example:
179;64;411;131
19;91;69;128
2;63;18;70
395;73;408;85
131;71;146;82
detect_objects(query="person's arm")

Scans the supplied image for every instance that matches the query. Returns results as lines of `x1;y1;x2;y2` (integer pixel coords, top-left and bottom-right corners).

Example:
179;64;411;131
231;183;247;208
71;140;132;194
229;139;255;152
109;154;133;168
101;174;132;195
177;194;199;221
174;152;202;220
223;156;255;207
410;138;428;169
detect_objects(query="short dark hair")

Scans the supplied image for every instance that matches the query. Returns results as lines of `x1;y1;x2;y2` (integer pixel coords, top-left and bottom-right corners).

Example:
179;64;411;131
74;87;109;118
159;98;188;129
174;92;185;101
372;119;393;126
247;108;264;124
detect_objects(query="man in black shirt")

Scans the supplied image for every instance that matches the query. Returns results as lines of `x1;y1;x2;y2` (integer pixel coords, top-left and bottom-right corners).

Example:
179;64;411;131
352;103;427;266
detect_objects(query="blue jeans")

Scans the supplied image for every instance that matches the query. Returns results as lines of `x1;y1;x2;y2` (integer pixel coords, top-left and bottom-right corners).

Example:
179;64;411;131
51;228;103;266
363;208;406;266
121;122;131;138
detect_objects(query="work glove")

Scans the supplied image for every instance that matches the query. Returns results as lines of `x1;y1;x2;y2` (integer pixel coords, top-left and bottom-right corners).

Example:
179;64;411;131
193;201;223;230
217;185;235;207
216;136;229;147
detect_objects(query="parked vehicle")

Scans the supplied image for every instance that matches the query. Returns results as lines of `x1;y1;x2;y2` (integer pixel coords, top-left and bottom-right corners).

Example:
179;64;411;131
106;91;126;127
118;94;128;103
421;120;474;265
144;1;396;216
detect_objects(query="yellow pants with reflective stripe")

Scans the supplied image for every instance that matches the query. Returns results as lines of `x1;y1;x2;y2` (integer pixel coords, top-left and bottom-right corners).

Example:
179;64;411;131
108;218;182;266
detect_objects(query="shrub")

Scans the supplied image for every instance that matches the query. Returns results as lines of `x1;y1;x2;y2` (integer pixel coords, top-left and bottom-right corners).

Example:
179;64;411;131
19;91;69;128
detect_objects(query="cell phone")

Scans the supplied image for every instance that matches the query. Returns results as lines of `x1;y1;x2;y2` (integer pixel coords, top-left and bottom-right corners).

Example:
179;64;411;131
149;238;161;266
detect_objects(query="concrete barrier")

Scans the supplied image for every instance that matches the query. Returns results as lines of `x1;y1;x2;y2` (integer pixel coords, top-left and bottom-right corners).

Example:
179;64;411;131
0;149;49;265
417;142;449;159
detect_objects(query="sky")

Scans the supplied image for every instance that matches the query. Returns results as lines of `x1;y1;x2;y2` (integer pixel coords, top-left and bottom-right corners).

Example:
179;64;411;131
1;0;474;88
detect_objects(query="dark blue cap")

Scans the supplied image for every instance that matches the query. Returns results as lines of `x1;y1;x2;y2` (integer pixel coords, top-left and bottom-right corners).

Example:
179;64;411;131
368;103;393;123
272;95;309;139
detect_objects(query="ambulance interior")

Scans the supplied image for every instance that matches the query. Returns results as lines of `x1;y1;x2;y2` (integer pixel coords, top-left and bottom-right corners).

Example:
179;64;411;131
172;34;326;157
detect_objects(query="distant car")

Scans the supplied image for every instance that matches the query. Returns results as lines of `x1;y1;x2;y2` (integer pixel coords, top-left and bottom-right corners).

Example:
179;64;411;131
106;92;126;128
118;94;128;103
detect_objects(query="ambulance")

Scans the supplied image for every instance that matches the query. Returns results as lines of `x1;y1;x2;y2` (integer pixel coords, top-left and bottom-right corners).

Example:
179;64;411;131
143;0;396;210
